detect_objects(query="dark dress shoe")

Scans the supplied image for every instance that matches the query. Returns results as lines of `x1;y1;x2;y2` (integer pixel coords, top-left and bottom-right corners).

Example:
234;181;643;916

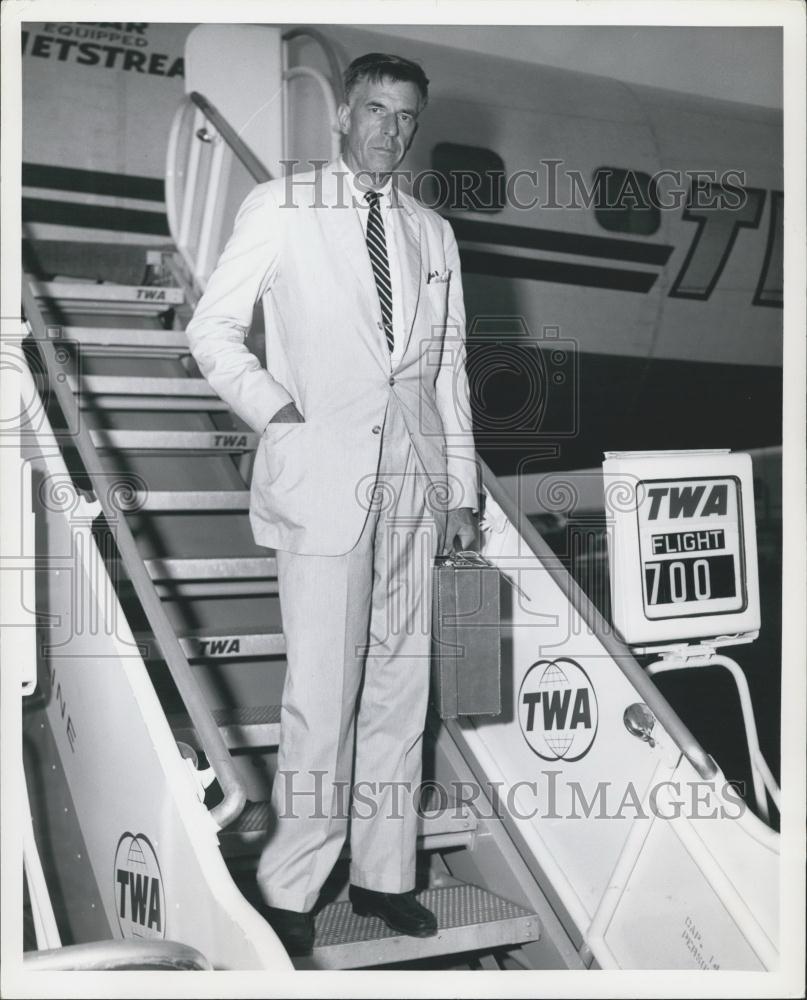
349;885;437;937
259;904;315;956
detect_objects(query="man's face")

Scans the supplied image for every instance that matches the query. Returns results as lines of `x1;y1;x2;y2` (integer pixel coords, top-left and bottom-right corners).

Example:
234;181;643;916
337;75;422;186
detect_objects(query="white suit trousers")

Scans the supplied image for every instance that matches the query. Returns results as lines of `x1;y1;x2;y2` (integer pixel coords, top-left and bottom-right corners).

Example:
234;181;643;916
257;398;446;912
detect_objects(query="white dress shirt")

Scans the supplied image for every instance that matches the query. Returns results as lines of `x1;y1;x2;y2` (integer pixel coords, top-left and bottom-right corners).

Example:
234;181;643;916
340;158;406;368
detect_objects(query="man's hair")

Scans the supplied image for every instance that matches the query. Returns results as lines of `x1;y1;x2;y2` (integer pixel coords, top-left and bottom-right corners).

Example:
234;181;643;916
343;53;429;107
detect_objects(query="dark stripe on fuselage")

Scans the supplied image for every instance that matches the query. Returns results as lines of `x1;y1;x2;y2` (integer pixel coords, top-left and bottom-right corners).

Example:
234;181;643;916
460;249;658;292
448;217;673;266
21;169;666;293
22;163;165;202
22;197;661;291
22;198;170;236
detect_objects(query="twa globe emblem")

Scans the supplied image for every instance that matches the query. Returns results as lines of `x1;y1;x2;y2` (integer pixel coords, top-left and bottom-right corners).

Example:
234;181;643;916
518;658;598;762
114;832;166;940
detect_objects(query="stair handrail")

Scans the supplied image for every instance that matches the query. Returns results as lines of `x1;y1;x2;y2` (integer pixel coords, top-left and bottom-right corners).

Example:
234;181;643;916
21;282;248;829
164;96;206;301
23;940;211;971
166;95;718;781
164;92;277;309
165;92;273;295
188;91;274;184
282;68;342;163
480;457;718;779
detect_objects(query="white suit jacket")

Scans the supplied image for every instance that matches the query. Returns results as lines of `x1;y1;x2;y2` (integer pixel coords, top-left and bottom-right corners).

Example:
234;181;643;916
185;159;479;555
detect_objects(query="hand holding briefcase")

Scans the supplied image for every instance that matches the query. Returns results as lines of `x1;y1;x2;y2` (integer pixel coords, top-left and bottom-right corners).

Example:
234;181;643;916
431;550;502;719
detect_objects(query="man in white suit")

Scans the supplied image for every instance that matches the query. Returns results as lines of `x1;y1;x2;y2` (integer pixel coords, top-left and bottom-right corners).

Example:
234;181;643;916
185;53;479;955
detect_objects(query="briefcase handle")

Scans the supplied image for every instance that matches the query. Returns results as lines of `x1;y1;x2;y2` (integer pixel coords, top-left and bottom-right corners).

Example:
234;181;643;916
436;549;494;569
435;549;529;601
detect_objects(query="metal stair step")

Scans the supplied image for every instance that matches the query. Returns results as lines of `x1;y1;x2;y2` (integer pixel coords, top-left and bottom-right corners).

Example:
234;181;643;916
78;397;229;412
169;705;282;751
124;490;250;512
68;374;229;412
180;626;286;659
69;374;219;397
58;326;190;355
221;798;478;856
90;429;259;451
29;278;184;310
144;556;277;581
139;626;286;660
132;556;278;598
298;884;539;969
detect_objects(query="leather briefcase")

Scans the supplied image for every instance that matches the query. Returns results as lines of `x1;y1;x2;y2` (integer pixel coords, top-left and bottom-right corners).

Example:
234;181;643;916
431;550;501;719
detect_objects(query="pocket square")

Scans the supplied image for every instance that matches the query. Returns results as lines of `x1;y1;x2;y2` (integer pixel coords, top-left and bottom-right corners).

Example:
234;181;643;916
427;269;451;284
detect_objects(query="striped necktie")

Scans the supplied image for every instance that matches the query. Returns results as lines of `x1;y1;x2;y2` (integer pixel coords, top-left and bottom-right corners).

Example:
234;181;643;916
364;190;394;353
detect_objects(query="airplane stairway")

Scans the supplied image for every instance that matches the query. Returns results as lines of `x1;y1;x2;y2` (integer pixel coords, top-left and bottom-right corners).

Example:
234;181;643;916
12;25;779;972
21;267;549;971
14;24;782;975
20;253;782;973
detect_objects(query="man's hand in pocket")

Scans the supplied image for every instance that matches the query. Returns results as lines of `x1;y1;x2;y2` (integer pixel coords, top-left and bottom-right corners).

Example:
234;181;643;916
269;402;305;424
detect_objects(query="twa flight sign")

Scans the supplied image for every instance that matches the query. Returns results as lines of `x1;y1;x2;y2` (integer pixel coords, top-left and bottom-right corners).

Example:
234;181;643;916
603;450;760;646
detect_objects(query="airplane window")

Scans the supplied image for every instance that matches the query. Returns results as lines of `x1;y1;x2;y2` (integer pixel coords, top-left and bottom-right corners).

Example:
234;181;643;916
426;143;505;213
593;167;660;236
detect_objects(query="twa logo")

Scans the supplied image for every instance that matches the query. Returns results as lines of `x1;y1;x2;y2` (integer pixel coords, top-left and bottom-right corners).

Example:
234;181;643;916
646;483;729;520
114;833;165;939
518;658;598;762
